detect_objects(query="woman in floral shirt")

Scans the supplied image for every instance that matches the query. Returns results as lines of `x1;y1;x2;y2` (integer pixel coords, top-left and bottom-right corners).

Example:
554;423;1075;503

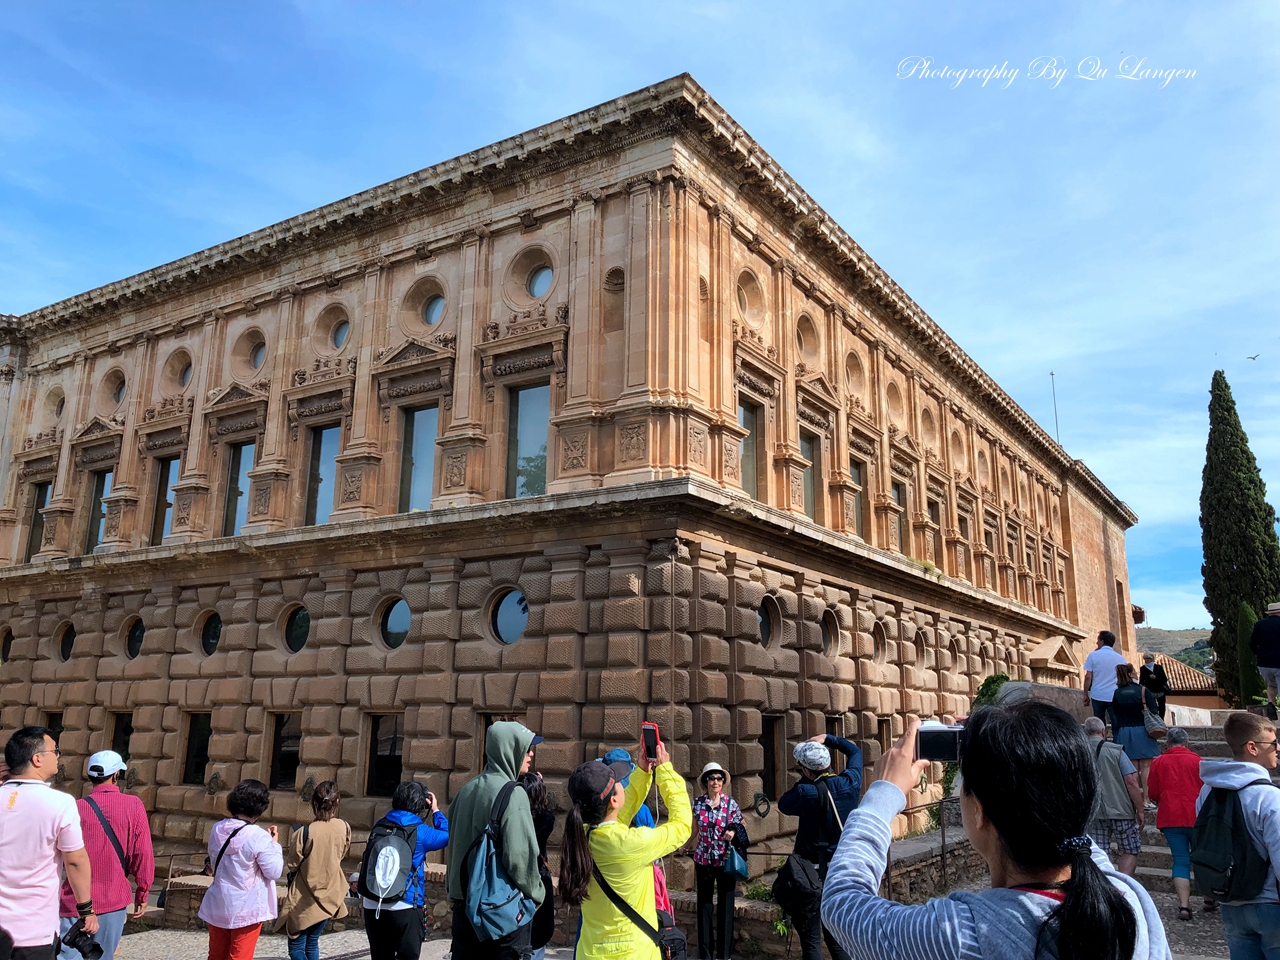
690;762;743;959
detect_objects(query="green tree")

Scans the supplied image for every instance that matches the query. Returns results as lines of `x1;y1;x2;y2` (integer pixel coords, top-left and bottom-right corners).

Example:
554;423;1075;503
1200;371;1280;703
1239;601;1266;704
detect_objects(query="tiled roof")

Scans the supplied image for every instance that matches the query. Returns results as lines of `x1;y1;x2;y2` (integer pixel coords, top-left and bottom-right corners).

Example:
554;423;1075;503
1152;653;1217;693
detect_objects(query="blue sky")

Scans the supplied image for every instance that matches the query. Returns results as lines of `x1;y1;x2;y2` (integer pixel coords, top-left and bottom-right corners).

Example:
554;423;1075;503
2;2;1277;628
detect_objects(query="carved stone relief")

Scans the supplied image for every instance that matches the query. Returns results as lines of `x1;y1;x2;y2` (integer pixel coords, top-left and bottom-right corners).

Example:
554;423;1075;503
561;432;588;471
619;424;647;464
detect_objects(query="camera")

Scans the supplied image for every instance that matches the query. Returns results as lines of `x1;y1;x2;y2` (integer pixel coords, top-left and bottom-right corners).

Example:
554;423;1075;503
915;721;964;763
61;919;103;960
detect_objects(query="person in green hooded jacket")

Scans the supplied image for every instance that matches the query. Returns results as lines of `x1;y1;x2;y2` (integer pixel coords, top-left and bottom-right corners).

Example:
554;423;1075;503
445;720;546;959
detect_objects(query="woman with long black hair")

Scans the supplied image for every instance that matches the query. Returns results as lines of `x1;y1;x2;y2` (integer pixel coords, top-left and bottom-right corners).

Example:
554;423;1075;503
821;701;1170;960
558;737;691;960
517;772;557;960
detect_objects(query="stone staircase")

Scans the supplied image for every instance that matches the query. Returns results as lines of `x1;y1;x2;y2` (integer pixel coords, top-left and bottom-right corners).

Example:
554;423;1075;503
1131;713;1280;895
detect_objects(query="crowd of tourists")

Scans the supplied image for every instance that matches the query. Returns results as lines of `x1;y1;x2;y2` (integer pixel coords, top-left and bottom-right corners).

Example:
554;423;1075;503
3;622;1280;960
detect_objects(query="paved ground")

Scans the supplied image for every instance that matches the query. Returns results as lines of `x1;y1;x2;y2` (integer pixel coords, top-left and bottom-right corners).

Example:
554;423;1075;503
112;895;1227;960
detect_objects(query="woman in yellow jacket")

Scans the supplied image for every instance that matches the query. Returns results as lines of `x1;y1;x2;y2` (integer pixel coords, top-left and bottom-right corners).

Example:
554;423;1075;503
559;738;692;959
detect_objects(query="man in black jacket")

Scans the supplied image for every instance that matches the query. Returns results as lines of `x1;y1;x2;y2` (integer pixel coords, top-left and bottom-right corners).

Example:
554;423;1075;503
778;734;863;960
1250;602;1280;719
1139;653;1169;719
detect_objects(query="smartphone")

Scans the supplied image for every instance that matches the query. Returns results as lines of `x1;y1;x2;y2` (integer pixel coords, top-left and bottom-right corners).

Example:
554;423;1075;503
641;721;662;762
915;722;963;763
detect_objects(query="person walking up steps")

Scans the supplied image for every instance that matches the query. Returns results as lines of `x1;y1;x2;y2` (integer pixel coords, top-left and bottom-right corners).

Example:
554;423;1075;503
1083;717;1145;877
1250;603;1280;720
1083;630;1128;729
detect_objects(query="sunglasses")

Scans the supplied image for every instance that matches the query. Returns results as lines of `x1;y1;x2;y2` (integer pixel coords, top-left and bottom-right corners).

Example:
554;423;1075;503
704;774;725;782
39;747;61;758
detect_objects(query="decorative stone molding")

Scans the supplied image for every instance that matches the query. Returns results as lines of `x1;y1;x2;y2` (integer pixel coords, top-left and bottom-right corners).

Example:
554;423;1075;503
477;307;569;403
204;384;270;452
284;374;355;442
374;335;456;420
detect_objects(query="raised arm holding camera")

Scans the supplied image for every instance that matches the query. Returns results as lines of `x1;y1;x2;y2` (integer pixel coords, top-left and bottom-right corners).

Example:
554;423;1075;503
820;703;1171;960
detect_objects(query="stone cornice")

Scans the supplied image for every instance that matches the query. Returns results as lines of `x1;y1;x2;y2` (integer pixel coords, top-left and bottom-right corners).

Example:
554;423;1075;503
8;74;1135;528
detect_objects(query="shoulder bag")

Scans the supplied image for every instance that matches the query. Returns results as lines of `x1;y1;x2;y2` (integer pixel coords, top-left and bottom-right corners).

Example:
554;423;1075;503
84;797;130;883
592;864;687;960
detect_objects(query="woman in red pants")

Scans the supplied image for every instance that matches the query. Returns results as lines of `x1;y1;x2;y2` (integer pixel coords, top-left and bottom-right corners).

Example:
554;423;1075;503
199;780;284;960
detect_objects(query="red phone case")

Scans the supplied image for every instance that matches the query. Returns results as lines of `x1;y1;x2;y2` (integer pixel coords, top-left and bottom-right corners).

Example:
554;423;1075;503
642;721;662;762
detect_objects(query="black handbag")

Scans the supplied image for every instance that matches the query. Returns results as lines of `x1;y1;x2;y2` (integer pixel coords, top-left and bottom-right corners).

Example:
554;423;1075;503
592;865;688;960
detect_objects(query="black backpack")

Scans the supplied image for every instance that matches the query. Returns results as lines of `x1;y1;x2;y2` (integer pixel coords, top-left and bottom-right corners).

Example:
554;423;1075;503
773;854;823;921
1191;779;1278;902
358;819;420;905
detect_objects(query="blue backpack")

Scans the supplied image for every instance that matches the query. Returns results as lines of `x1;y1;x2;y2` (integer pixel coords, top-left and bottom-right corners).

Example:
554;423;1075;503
462;780;538;941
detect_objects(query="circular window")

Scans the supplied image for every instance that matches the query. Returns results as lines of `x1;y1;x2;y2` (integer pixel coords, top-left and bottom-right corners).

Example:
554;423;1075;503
736;271;764;327
284;606;311;653
113;379;126;403
250;342;266;369
126;618;145;659
99;370;127;414
796;315;819;366
821;609;839;657
59;624;76;662
381;599;411;648
233;330;269;380
491;590;529;645
54;397;65;419
423;295;445;326
757;595;780;647
201;612;223;656
527;266;553;299
872;622;889;664
331;321;350;349
1;629;12;664
161;350;194;397
180;362;192;387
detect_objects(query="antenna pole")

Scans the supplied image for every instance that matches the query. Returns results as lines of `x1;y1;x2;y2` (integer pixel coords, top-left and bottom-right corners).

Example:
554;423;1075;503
1050;372;1061;446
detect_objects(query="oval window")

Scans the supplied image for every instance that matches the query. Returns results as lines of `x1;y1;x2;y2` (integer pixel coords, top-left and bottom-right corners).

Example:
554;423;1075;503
757;596;779;648
491;589;529;645
55;397;65;419
332;320;350;349
285;606;311;653
113;379;126;403
201;613;223;656
422;295;445;326
527;266;553;299
249;342;267;370
60;624;77;662
821;609;839;657
126;618;145;659
1;630;12;664
179;362;193;387
381;599;410;648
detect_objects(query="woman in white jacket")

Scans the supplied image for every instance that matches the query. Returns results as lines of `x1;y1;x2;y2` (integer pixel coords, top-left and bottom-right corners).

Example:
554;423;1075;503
199;779;284;960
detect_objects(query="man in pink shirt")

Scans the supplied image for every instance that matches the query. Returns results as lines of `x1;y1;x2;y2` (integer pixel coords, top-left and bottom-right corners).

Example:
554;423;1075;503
0;728;98;960
57;751;154;960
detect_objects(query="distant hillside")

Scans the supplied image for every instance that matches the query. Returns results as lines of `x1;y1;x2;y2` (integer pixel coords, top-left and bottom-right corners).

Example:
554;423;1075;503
1171;638;1214;674
1135;627;1212;655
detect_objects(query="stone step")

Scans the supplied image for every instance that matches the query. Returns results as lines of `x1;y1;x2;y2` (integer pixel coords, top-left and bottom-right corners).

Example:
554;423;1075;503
1135;865;1176;894
1137;844;1173;869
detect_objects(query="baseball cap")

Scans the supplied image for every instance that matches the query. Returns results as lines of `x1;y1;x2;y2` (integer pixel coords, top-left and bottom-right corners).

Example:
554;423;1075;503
794;740;832;772
598;748;636;786
87;750;127;778
529;735;545;746
568;759;633;806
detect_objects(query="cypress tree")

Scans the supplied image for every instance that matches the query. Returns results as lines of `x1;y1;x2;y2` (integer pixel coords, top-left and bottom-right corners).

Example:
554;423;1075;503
1200;370;1280;702
1238;601;1266;704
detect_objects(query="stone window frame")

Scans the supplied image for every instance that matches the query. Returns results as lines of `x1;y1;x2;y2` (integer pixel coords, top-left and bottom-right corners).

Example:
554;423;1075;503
204;383;270;536
370;593;415;651
136;393;194;543
68;418;125;552
795;380;836;526
111;614;146;661
732;349;782;504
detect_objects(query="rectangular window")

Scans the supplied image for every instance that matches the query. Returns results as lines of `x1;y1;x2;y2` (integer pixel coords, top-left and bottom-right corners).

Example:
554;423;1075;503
958;515;971;542
222;441;255;537
305;425;341;525
84;469;114;553
848;458;866;539
739;400;761;500
505;384;550;499
825;717;846;774
45;713;64;743
398;406;439;513
927;499;941;526
984;527;995;552
892;481;909;554
182;713;212;786
111;712;134;763
269;714;302;791
800;432;818;520
366;714;404;797
760;715;785;801
25;481;51;563
150;456;180;546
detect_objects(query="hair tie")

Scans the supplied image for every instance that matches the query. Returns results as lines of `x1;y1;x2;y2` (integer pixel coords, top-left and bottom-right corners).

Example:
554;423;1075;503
1057;836;1092;856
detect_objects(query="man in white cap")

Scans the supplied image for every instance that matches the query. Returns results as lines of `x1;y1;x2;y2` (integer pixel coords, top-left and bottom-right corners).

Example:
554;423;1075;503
56;751;153;960
778;732;863;960
1250;601;1280;719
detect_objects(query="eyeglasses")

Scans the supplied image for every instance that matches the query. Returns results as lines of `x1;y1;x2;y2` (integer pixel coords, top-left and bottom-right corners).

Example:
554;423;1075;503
39;747;61;758
704;774;725;782
1252;739;1278;751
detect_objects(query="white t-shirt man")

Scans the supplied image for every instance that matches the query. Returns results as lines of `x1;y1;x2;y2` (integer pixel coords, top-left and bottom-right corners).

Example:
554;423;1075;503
1084;644;1129;703
0;778;84;949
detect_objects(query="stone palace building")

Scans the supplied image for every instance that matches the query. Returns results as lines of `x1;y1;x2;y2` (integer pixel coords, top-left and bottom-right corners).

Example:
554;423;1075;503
0;75;1136;870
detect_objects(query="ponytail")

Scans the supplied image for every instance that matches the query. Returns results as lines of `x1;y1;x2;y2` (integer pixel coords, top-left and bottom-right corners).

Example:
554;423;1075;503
558;801;594;908
960;702;1138;960
1041;845;1137;960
